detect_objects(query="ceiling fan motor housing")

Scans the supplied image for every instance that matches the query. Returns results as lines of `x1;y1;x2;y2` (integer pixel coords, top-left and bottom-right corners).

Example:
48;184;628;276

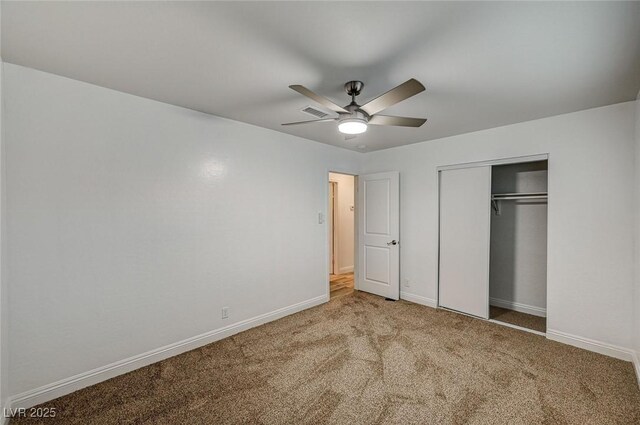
339;108;368;123
338;89;369;134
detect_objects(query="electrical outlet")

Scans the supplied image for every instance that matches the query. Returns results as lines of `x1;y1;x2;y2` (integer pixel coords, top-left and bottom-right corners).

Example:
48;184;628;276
222;307;229;319
403;279;410;287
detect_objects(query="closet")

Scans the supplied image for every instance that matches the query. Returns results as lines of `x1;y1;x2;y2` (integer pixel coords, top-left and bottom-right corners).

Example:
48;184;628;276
438;158;548;334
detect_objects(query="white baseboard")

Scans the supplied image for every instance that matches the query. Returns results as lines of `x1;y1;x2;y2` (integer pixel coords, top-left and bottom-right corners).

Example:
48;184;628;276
401;292;437;308
490;297;546;317
546;329;634;362
6;294;327;411
1;399;8;425
338;266;353;274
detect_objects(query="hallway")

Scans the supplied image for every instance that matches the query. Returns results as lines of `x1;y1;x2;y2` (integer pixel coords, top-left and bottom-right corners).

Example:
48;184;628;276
329;273;354;299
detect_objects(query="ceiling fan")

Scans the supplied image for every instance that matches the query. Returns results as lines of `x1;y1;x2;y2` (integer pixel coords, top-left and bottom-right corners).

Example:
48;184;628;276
282;79;427;136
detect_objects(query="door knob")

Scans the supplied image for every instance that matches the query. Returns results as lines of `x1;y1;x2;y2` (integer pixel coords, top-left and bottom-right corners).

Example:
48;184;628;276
387;240;398;246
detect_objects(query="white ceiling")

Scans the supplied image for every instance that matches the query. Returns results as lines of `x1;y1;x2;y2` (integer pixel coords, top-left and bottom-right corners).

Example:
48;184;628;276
3;1;640;152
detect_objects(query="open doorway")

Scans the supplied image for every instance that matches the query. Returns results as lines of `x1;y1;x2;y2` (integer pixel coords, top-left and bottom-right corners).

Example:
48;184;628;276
328;172;355;299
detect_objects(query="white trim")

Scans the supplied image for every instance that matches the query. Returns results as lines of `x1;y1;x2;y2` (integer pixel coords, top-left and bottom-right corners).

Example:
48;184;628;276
1;400;8;425
6;294;327;411
438;305;485;320
488;319;546;336
546;329;634;362
489;297;546;317
436;153;549;172
401;292;437;308
632;351;640;389
329;180;336;274
338;266;353;274
484;169;492;319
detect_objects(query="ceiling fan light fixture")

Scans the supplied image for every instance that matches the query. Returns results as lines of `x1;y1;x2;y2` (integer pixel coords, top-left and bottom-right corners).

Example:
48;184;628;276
338;117;368;135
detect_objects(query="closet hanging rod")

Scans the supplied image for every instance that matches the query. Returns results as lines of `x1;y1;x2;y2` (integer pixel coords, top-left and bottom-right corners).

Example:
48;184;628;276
491;192;547;214
491;195;547;201
491;192;547;197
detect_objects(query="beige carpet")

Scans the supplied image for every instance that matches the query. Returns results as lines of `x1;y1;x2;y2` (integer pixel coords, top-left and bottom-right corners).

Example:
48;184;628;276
490;306;547;333
12;292;640;424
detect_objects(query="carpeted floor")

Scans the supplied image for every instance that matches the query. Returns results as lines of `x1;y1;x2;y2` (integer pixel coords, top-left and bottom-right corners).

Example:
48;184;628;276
330;273;354;299
12;292;640;424
490;306;547;333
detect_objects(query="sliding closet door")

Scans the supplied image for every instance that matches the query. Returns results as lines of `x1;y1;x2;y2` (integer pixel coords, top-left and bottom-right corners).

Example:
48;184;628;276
439;166;491;319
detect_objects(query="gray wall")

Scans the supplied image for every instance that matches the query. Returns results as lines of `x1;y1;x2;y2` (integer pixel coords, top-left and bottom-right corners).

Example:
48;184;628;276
635;98;640;362
3;64;361;397
490;162;548;315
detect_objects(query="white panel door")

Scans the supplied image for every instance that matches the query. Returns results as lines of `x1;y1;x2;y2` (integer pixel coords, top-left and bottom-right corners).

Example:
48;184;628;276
358;172;400;300
439;166;491;318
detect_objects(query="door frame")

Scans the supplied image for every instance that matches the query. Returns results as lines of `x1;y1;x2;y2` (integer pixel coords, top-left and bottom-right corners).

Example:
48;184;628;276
326;170;359;301
329;181;338;275
435;153;550;322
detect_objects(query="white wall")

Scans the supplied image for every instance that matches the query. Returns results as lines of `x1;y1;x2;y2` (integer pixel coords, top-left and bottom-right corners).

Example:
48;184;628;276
3;64;361;398
634;97;640;369
328;173;354;274
364;101;637;352
0;57;7;413
0;1;6;410
490;162;547;314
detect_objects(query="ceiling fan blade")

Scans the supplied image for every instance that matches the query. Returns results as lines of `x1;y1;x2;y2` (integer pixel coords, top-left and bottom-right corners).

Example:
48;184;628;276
289;85;349;114
360;79;425;116
368;115;427;127
344;134;358;141
281;118;337;126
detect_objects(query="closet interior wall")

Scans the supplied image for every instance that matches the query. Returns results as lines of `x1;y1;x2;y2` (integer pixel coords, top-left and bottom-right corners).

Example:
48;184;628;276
489;161;548;318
